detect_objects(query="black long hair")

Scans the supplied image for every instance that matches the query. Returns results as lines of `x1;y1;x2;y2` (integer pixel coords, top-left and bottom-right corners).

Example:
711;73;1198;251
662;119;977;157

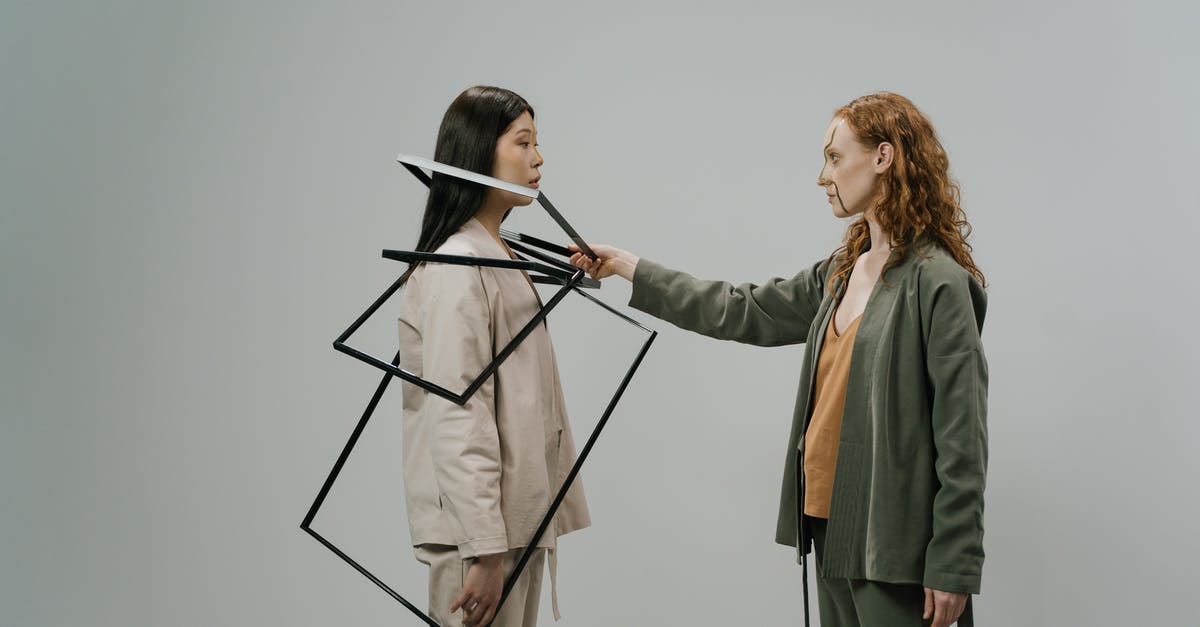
399;85;534;284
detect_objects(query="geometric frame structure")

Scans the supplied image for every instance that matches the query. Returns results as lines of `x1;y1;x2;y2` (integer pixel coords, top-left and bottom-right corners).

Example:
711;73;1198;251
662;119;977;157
301;258;657;625
331;253;586;405
301;155;658;625
329;153;603;407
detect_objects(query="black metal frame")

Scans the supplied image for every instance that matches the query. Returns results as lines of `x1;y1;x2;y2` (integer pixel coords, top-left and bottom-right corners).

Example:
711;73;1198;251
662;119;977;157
396;153;597;260
331;256;586;405
301;296;655;625
301;155;658;625
325;155;606;406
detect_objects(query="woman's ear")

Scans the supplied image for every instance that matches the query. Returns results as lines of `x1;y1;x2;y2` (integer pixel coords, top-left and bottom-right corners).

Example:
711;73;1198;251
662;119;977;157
874;142;894;173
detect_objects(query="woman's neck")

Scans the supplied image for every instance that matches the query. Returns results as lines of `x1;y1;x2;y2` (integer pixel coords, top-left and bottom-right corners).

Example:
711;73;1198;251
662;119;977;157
474;202;509;249
865;211;892;259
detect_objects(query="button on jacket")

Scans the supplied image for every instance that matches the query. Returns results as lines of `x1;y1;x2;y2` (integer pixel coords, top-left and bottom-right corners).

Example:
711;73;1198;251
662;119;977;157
398;218;590;558
629;243;987;594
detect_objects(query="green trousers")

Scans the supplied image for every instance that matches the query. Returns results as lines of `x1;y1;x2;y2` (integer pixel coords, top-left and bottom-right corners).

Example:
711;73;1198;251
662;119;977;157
808;517;973;627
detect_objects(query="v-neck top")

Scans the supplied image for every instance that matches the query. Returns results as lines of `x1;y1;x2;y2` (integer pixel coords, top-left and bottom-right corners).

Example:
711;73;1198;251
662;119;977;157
500;239;546;309
627;247;989;592
802;311;862;518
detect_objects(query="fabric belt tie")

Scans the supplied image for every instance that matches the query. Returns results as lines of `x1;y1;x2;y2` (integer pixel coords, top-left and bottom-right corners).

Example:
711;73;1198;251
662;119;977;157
549;547;561;620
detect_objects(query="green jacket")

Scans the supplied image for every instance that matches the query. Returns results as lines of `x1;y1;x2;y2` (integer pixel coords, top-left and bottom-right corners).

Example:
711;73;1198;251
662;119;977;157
629;243;988;594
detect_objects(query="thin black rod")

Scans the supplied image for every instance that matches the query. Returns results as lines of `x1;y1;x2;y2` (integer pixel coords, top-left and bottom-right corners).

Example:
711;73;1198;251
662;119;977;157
488;328;658;626
797;455;811;627
332;343;461;402
802;550;811;627
299;353;443;625
382;249;570;279
402;162;432;186
332;267;581;406
529;273;600;290
535;192;596;259
302;352;399;528
334;276;406;346
504;238;575;272
459;270;583;400
571;286;655;333
499;229;573;258
508;249;599;289
304;527;439;626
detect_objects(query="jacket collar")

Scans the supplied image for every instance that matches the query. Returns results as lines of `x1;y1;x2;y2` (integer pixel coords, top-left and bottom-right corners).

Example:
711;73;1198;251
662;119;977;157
459;217;511;260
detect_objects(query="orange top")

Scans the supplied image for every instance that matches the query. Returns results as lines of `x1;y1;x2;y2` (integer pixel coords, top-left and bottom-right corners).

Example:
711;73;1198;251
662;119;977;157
803;312;861;518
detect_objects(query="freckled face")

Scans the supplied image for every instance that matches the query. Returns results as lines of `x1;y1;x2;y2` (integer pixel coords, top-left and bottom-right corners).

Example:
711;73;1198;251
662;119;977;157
488;111;544;208
817;118;881;218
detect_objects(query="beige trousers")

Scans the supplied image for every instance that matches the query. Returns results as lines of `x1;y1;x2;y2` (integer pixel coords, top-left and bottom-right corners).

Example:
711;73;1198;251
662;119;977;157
414;544;546;627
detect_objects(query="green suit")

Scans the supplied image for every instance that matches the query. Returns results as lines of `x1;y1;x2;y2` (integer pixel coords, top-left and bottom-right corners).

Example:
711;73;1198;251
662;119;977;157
629;243;988;595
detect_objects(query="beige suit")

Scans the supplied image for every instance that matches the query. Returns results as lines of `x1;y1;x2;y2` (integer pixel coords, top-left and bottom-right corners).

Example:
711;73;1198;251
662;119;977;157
398;218;589;620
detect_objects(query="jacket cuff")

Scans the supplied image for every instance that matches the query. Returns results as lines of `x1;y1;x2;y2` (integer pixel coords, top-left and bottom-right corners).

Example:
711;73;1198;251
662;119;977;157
629;258;663;312
458;536;509;559
922;569;981;595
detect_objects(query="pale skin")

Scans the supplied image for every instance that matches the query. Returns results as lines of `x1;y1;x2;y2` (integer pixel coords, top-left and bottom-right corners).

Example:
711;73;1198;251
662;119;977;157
570;117;969;627
475;110;544;247
449;110;544;627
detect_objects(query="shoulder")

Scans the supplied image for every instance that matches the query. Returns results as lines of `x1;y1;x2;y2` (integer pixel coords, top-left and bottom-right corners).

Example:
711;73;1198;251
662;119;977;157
433;230;484;257
800;250;839;283
420;227;491;282
907;242;987;329
810;249;849;295
908;242;979;290
412;234;488;295
816;252;840;277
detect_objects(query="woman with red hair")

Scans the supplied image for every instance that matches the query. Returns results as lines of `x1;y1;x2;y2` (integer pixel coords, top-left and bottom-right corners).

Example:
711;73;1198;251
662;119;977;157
572;93;987;627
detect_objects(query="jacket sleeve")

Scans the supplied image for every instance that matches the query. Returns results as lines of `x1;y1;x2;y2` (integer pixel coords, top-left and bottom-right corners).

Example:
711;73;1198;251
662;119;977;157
628;257;830;347
920;262;989;594
420;261;507;558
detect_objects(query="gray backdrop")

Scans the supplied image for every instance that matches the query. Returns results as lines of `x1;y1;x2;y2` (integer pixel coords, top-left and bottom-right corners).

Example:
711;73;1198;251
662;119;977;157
4;1;1198;625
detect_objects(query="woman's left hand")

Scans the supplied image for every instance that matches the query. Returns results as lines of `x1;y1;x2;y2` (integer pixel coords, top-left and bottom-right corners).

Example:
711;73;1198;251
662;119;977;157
923;587;967;627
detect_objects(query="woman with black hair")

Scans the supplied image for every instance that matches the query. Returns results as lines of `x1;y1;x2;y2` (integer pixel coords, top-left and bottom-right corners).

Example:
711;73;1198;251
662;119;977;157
397;86;590;627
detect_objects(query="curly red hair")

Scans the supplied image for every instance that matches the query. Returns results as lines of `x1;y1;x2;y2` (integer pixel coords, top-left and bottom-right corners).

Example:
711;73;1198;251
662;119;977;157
827;93;985;292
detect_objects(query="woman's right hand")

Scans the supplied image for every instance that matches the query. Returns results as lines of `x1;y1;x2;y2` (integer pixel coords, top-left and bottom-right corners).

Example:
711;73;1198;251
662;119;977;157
568;244;639;282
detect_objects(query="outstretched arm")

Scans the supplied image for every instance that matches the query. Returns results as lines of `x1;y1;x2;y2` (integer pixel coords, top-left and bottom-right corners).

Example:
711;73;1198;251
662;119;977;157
573;244;830;347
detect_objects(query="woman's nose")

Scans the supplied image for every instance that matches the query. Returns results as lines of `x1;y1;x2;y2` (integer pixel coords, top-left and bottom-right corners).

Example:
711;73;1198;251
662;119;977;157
533;147;544;167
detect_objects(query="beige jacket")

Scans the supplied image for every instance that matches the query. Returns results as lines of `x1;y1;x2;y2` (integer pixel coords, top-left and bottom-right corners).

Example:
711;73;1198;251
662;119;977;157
397;218;590;558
